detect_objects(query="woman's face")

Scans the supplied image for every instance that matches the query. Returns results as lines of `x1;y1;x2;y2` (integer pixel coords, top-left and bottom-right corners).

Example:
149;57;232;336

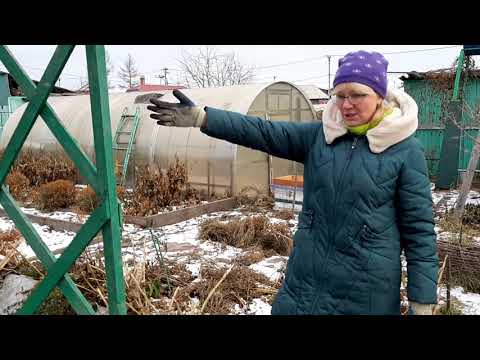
333;83;383;127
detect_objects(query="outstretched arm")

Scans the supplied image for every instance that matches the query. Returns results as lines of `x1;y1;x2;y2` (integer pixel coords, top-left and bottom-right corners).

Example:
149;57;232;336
201;107;320;163
147;89;321;163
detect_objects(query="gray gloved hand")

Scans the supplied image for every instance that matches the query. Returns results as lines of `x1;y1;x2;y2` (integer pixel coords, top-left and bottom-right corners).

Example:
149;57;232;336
147;89;206;127
409;301;435;315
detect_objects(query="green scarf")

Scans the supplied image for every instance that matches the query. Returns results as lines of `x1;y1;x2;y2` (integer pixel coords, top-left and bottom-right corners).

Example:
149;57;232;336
346;107;394;136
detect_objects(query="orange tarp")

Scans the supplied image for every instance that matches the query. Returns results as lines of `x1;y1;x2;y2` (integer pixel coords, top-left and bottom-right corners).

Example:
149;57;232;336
272;175;304;188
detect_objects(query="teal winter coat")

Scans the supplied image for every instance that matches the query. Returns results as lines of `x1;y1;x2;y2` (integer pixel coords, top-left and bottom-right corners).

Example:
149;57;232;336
200;88;438;315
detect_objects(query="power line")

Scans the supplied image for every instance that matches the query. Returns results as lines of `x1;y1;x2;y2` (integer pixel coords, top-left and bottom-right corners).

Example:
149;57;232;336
329;45;461;57
255;56;328;70
253;46;461;72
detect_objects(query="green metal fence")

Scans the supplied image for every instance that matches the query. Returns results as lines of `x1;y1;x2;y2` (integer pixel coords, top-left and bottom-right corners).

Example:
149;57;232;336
0;45;126;315
404;79;480;178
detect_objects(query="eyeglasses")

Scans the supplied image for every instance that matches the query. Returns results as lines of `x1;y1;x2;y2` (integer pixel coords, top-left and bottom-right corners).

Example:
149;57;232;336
333;93;373;105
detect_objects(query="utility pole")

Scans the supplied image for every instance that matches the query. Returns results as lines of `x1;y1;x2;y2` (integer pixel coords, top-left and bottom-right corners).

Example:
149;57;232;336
155;68;169;85
162;67;169;85
327;55;332;98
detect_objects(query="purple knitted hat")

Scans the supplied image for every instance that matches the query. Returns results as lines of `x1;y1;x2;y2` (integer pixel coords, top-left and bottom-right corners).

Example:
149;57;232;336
333;50;389;98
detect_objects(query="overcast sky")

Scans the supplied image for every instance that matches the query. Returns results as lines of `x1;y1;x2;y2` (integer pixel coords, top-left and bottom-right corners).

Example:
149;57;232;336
1;45;462;91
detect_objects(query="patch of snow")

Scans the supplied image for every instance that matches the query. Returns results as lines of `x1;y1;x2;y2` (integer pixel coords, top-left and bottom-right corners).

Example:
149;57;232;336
0;274;38;315
450;287;480;315
20;207;87;223
233;298;272;315
0;218;15;232
269;218;287;225
15;224;76;259
185;262;202;278
249;256;287;282
191;297;200;306
245;298;272;315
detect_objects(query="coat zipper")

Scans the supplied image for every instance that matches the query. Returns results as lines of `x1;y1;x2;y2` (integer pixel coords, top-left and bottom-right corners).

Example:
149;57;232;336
309;136;360;313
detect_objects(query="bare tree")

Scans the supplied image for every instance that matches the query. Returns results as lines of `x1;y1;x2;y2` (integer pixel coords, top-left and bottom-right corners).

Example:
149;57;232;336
76;50;115;91
448;99;480;221
118;53;140;89
106;50;114;87
178;46;255;88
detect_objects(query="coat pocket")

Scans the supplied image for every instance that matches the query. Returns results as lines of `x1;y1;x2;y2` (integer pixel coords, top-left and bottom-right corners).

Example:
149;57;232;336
336;224;368;252
297;209;314;229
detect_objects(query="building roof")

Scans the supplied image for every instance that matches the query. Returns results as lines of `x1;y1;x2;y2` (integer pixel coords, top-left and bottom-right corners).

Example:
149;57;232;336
126;83;187;92
297;85;329;100
400;68;480;81
0;70;75;94
159;81;315;115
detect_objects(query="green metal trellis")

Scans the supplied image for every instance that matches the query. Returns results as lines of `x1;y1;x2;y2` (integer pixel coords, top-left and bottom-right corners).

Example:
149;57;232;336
0;45;126;315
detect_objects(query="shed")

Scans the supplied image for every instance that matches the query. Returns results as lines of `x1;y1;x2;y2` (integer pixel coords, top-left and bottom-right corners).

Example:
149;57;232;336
401;70;480;178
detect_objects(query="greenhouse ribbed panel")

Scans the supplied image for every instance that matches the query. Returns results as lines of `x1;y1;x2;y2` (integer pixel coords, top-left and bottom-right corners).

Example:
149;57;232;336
1;82;318;195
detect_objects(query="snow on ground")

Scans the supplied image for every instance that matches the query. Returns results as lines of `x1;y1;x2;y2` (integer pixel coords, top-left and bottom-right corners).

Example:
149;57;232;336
450;287;480;315
0;215;77;259
431;187;480;314
3;186;480;314
20;207;87;223
432;186;480;213
233;298;272;315
249;256;287;283
437;285;480;315
0;207;292;314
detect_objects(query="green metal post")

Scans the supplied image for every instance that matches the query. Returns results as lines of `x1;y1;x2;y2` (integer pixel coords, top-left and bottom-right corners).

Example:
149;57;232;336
18;203;108;314
0;46;99;194
0;46;74;185
0;187;95;314
452;50;465;102
0;45;127;315
86;45;126;315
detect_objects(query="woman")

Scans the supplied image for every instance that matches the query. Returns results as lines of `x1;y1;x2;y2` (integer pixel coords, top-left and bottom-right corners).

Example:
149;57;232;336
147;50;438;315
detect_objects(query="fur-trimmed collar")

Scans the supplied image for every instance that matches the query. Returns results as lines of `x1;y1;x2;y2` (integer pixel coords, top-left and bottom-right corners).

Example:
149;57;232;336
322;87;418;153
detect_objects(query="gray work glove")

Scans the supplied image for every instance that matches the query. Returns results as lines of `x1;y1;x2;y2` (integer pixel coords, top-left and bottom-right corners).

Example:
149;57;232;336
409;301;435;315
147;89;206;127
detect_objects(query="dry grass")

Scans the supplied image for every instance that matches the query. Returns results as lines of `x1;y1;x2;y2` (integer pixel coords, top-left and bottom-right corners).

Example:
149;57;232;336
75;186;99;213
116;185;126;203
6;170;31;202
438;214;479;246
437;204;480;294
175;264;277;315
0;229;21;257
1;243;280;315
199;215;293;256
272;209;295;221
461;204;480;230
11;148;79;187
235;249;272;266
235;186;275;212
124;157;202;216
36;180;76;212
